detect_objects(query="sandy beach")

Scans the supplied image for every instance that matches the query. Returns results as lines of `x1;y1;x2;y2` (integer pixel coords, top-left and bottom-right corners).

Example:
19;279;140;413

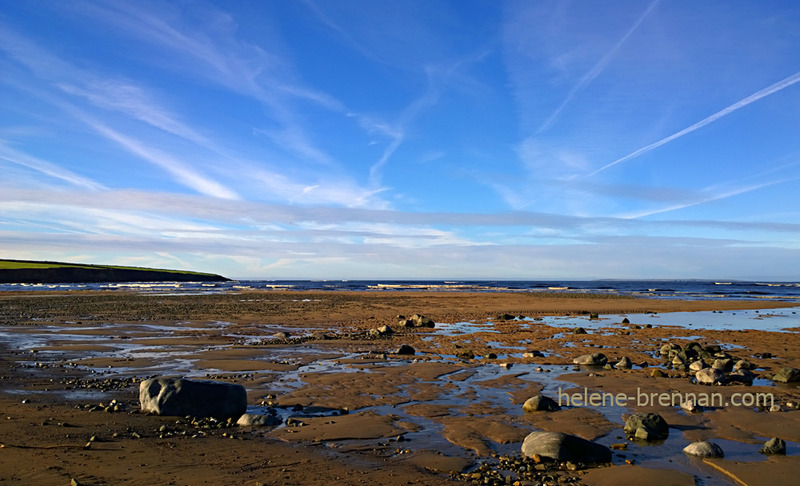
1;291;799;485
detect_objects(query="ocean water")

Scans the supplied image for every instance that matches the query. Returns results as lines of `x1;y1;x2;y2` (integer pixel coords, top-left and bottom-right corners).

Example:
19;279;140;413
1;279;799;301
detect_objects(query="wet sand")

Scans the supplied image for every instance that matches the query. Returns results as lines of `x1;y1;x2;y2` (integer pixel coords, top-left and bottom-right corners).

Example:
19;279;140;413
0;291;798;485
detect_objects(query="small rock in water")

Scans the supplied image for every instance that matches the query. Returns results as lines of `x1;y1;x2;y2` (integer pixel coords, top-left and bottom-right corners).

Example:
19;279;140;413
681;400;702;413
615;356;632;369
683;440;724;458
573;327;587;334
624;413;669;441
759;437;786;455
522;394;561;413
396;344;416;355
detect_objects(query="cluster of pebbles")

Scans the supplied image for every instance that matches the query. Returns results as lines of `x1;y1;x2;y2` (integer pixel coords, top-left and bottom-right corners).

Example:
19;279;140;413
453;454;586;485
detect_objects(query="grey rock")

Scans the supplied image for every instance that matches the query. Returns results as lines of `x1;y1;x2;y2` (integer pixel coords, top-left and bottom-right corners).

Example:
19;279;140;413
398;314;435;328
573;353;608;366
521;431;611;464
759;437;786;455
683;440;724;458
712;359;734;372
733;359;755;372
236;414;282;427
696;367;725;385
624;412;669;441
615;357;632;369
681;400;702;413
368;325;394;337
689;360;707;372
522;394;561;413
728;369;755;385
139;377;247;419
773;367;800;383
660;343;681;355
523;350;545;358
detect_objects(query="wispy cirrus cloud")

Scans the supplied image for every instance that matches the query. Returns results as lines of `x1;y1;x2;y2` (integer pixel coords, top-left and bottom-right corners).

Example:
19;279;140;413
0;142;105;191
0;19;384;207
537;0;660;133
587;70;800;177
72;0;340;166
79;117;240;200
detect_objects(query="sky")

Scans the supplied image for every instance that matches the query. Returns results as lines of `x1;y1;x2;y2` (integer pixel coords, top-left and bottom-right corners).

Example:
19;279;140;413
1;0;799;280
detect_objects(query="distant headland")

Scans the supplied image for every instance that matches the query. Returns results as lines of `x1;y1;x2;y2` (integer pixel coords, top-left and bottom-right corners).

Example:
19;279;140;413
0;259;229;284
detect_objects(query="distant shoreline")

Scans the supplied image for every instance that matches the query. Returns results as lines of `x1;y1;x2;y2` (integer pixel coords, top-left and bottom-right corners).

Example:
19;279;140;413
0;259;229;284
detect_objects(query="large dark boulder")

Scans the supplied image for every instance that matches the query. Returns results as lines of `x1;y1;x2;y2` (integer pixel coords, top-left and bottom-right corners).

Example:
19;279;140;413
521;431;611;464
139;377;247;419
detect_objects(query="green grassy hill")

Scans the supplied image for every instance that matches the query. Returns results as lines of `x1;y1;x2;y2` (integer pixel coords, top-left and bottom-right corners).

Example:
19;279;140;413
0;259;229;284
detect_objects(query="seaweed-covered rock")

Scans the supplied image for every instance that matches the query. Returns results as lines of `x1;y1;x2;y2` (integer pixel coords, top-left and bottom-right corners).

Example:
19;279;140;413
759;437;786;455
773;367;800;383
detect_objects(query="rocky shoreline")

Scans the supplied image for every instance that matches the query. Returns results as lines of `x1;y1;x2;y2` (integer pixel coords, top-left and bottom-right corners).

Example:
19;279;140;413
0;291;798;485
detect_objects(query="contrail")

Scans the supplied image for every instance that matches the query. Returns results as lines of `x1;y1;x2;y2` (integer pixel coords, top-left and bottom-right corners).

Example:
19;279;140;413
538;0;660;133
587;70;800;178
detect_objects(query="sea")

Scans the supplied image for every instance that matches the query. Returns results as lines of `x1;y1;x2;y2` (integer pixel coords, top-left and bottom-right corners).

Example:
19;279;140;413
1;279;799;301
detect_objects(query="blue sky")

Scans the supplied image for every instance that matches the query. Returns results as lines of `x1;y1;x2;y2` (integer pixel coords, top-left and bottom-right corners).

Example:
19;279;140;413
1;0;799;280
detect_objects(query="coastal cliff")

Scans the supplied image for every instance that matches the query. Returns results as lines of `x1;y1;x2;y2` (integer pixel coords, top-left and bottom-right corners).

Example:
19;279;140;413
0;259;229;284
